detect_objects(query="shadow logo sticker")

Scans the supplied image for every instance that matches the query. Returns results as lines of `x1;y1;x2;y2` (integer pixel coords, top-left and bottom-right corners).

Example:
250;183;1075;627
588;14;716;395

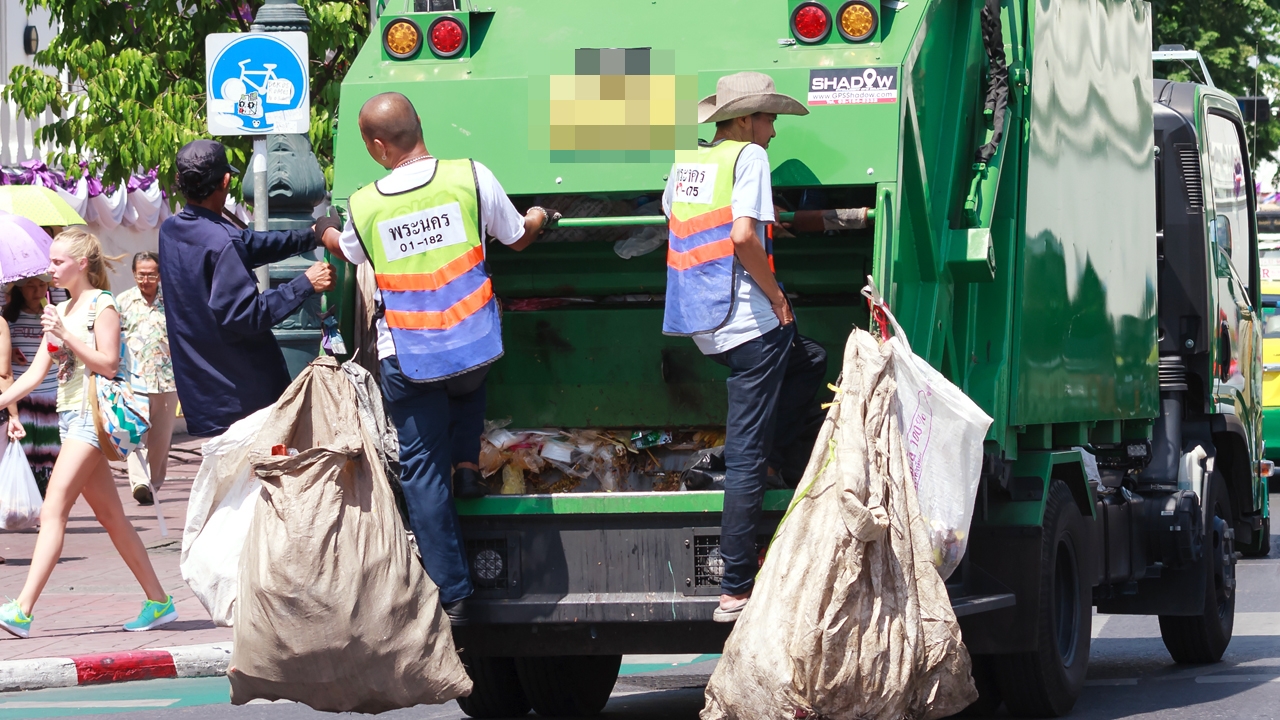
808;67;898;106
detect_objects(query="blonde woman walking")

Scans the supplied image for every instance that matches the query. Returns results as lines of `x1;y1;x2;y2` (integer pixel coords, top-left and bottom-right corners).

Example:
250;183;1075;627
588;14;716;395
0;228;175;638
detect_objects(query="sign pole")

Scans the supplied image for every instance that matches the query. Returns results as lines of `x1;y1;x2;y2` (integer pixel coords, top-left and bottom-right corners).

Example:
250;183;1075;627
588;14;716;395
253;137;270;290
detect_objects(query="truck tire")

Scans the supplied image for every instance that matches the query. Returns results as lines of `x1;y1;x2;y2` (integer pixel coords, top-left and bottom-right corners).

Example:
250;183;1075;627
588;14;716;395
1159;472;1236;663
514;654;621;717
1240;516;1270;558
456;656;531;719
993;480;1091;718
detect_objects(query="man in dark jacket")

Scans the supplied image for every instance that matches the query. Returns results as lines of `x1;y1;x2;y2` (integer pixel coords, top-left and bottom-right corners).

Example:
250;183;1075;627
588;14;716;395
159;139;338;437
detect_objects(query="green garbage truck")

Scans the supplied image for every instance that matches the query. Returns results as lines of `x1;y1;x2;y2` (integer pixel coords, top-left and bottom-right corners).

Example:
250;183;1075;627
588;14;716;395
328;0;1271;716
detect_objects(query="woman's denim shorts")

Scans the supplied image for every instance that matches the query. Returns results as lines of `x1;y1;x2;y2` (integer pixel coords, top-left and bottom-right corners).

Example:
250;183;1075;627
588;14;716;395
58;410;99;449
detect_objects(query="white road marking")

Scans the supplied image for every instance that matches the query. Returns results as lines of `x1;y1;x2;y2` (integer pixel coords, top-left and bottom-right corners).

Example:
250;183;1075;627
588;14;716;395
0;699;179;709
1091;614;1109;639
1195;674;1280;684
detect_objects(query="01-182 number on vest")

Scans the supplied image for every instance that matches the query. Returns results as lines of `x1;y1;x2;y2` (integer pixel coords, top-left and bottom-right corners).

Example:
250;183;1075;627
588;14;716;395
377;201;468;262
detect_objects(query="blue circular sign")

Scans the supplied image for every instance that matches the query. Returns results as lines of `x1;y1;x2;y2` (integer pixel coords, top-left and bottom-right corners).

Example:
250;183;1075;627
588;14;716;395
208;35;307;133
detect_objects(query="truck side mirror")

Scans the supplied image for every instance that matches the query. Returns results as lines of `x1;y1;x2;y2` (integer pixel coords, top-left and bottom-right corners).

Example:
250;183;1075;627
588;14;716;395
1238;96;1272;124
1213;215;1232;254
1211;215;1233;277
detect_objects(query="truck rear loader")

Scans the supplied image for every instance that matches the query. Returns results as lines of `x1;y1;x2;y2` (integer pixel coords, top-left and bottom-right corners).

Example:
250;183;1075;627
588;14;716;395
330;0;1272;716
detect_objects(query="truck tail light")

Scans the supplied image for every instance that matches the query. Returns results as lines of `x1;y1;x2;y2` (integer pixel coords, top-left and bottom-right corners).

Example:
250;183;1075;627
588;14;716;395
428;16;467;58
837;0;878;42
791;2;832;43
383;19;423;59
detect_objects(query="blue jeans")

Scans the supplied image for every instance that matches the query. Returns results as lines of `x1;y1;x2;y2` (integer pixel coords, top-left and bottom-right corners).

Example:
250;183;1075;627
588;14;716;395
707;323;828;595
379;357;488;605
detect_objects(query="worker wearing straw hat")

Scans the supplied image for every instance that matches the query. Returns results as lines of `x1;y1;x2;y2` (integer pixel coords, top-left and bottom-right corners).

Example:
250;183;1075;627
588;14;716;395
661;71;829;622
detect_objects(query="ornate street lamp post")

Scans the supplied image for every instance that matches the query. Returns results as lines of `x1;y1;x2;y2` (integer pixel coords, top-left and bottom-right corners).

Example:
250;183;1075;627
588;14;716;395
245;0;329;377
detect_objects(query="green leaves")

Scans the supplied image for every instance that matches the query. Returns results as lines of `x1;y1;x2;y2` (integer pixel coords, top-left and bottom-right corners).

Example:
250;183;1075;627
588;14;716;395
3;0;369;198
1152;0;1280;163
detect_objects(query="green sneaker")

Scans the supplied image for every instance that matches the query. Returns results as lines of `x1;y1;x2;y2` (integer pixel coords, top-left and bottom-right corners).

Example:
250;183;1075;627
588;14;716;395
0;600;32;639
123;595;177;632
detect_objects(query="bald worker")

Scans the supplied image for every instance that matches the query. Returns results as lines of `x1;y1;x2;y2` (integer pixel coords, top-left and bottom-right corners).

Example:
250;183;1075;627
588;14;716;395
319;92;554;624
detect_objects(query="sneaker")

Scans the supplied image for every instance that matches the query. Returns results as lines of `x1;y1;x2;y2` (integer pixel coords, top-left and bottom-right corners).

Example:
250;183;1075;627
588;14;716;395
132;484;154;506
0;600;32;639
123;595;177;632
713;594;750;623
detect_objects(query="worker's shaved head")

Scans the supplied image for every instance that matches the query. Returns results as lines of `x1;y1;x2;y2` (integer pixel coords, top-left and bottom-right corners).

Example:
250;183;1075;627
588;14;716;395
359;92;423;151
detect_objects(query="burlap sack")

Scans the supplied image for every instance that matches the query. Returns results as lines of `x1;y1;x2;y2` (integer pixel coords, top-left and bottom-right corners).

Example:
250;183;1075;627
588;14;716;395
228;357;471;712
701;330;976;720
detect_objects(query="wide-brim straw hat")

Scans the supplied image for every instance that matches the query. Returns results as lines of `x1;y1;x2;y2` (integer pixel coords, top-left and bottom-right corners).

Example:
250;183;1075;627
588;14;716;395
698;71;810;124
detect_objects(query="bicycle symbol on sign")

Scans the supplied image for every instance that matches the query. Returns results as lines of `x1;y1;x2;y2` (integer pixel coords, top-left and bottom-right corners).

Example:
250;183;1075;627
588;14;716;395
220;60;296;128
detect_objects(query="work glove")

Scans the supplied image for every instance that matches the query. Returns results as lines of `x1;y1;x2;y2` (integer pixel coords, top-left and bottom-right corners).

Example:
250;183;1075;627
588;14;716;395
313;205;344;241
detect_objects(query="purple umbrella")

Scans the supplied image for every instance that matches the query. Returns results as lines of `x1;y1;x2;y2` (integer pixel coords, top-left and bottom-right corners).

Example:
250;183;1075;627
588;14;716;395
0;211;53;284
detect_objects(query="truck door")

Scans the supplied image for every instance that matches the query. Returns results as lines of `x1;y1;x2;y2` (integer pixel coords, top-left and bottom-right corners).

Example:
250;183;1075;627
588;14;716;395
1203;106;1262;449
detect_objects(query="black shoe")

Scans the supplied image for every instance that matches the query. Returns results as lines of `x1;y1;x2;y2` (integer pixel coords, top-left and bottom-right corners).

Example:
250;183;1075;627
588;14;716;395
453;467;488;500
443;598;470;626
133;484;154;506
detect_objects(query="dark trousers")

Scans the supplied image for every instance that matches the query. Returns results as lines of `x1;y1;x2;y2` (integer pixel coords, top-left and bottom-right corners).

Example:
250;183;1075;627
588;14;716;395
708;323;828;595
379;358;488;605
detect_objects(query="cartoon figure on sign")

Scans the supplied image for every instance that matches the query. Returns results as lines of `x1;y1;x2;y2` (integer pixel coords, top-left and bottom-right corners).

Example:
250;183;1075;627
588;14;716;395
208;35;306;134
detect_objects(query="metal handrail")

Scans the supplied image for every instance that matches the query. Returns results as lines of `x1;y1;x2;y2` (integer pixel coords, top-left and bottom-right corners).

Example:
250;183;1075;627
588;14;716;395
552;208;875;229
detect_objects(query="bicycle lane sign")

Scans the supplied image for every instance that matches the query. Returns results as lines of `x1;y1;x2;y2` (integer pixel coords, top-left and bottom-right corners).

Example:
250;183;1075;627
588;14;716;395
205;32;309;136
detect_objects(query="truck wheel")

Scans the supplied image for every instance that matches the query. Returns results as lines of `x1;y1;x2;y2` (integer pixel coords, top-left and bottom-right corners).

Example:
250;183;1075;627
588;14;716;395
994;480;1091;718
958;654;1002;716
1159;472;1236;663
457;655;531;719
1240;516;1270;558
514;655;621;717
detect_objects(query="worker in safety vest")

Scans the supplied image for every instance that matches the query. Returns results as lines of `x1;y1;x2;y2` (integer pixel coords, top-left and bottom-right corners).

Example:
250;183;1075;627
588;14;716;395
319;92;554;624
662;72;828;622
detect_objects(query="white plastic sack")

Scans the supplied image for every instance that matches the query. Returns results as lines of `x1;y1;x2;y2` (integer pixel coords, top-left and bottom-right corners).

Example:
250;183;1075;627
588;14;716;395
0;439;42;531
864;279;993;579
180;407;271;626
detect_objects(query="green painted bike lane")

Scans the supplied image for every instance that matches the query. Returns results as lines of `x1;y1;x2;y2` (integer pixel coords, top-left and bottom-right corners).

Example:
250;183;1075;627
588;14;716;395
0;654;720;718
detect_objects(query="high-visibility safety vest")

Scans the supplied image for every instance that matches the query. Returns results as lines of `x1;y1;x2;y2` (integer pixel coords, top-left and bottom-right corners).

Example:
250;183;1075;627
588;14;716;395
348;159;502;381
663;140;774;336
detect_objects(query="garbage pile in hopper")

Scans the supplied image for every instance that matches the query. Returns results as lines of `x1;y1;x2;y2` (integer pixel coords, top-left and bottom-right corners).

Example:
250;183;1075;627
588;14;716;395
477;421;727;494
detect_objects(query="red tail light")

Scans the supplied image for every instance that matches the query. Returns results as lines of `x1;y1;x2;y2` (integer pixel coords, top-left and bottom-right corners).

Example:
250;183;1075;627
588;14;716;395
791;2;832;43
428;16;467;58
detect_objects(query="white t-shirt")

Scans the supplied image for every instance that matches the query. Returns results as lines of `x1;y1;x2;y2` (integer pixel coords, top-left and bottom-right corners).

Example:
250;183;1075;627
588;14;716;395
338;158;526;360
662;141;779;355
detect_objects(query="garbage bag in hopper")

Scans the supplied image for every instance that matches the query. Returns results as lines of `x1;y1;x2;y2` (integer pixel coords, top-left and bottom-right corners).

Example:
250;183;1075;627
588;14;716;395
228;357;471;713
701;329;976;720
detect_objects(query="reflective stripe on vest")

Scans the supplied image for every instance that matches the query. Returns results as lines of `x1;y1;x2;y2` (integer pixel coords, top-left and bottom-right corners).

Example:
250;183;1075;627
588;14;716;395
349;158;503;381
663;140;774;336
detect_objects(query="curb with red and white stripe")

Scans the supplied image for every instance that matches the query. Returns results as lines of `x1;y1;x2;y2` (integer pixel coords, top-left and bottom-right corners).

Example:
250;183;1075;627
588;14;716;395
0;642;232;692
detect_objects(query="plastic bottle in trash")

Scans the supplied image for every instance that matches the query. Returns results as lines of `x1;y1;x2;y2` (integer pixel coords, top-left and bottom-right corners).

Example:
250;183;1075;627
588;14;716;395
39;298;61;353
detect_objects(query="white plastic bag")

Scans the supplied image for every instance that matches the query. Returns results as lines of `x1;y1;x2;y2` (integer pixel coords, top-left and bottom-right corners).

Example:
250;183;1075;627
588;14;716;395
864;279;993;579
180;407;271;626
0;439;42;531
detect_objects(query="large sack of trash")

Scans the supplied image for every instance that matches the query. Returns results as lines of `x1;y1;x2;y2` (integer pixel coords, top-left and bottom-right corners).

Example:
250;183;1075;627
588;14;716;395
701;329;976;720
228;357;471;712
179;406;271;627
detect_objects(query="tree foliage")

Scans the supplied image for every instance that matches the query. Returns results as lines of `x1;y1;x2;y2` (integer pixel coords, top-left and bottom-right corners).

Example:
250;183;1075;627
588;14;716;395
4;0;370;194
1152;0;1280;164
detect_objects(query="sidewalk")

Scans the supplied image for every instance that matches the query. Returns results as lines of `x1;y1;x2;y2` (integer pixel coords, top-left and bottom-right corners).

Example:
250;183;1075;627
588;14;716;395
0;436;231;661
